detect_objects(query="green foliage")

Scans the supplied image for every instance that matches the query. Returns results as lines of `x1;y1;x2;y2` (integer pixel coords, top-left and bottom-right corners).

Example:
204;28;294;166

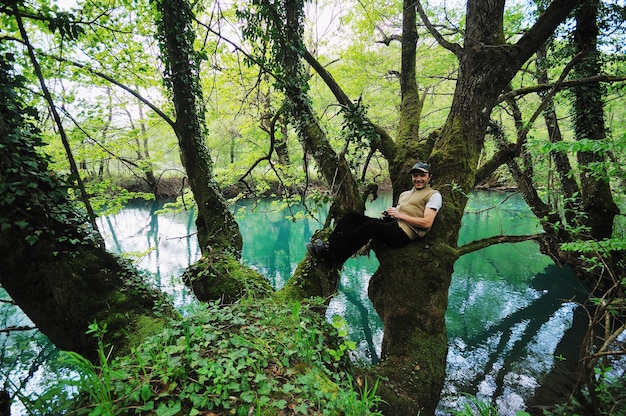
542;364;626;416
86;179;155;215
341;99;380;170
0;51;98;247
61;322;118;416
49;299;383;415
48;11;85;40
535;132;626;182
453;394;499;416
561;238;626;255
327;315;357;362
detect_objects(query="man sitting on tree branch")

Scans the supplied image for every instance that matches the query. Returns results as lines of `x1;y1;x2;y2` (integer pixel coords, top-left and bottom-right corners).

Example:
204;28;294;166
306;161;442;263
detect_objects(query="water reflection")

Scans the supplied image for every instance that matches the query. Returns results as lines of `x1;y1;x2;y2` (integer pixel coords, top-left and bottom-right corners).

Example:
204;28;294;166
97;201;201;307
1;191;587;415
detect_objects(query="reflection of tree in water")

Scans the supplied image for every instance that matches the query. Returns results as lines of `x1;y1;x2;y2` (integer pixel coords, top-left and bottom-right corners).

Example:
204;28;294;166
265;218;293;288
340;280;380;364
460;264;588;405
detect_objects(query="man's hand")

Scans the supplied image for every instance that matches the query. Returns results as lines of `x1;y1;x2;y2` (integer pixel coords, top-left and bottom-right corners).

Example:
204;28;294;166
388;206;438;230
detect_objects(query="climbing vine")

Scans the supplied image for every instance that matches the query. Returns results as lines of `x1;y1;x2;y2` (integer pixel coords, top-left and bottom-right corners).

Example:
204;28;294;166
0;51;97;248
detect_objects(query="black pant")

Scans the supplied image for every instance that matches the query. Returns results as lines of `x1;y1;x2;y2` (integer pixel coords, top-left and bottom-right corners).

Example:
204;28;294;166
328;213;411;262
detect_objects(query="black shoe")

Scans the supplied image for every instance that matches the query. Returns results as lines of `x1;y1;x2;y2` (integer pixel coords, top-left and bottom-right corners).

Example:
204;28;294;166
306;239;329;261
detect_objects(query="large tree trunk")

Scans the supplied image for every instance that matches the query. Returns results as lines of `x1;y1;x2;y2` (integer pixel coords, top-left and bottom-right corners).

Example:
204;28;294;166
154;0;272;302
364;1;447;414
0;57;174;363
397;1;581;414
278;0;364;302
572;0;619;241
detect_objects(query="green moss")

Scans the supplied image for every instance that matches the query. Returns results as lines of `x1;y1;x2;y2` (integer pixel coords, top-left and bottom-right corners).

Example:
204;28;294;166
183;253;274;302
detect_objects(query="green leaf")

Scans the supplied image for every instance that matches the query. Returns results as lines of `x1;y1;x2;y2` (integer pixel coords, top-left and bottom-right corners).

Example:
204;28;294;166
140;385;152;401
155;401;181;416
25;233;39;246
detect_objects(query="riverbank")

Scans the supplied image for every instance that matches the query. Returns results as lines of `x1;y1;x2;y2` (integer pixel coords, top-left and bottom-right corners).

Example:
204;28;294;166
108;173;519;201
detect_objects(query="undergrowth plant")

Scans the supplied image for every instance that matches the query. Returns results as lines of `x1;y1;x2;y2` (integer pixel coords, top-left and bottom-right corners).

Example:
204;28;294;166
47;298;383;415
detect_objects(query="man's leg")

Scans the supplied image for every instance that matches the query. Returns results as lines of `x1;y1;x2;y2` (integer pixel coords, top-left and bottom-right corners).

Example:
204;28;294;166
329;214;408;262
307;213;376;262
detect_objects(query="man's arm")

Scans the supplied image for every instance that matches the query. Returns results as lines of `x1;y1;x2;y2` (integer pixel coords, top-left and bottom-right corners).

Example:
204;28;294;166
389;207;438;230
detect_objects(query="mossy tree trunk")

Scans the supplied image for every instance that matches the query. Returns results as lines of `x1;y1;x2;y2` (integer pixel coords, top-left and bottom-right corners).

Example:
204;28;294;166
0;56;175;364
278;0;364;302
153;0;241;256
571;0;619;241
153;0;272;301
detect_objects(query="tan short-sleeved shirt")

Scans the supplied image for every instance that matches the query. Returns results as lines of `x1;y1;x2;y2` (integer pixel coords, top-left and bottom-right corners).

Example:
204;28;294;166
396;185;440;239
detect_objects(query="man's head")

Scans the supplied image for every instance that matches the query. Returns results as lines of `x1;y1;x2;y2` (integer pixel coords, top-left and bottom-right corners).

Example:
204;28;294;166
409;162;432;189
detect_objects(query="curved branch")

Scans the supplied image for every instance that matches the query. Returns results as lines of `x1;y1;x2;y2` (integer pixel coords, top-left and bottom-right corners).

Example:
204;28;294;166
477;53;582;185
457;233;545;257
302;49;396;160
0;325;37;334
497;74;626;104
238;104;286;190
49;54;176;129
415;0;463;56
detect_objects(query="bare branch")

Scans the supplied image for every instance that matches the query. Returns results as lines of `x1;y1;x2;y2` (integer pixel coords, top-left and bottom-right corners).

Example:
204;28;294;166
374;25;402;46
0;325;37;334
457;233;544;257
497;74;626;104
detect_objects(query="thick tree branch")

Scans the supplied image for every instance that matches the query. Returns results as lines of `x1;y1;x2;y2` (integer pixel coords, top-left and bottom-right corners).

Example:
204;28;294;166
497;73;626;104
457;233;545;257
513;0;581;67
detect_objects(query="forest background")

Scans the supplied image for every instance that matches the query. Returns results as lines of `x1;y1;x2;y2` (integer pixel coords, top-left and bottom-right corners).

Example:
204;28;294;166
0;0;625;415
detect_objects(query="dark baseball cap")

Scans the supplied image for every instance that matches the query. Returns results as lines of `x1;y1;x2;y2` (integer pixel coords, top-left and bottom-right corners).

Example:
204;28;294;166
409;162;430;173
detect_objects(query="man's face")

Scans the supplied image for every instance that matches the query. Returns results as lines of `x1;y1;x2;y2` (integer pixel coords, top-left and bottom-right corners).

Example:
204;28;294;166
411;171;431;189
